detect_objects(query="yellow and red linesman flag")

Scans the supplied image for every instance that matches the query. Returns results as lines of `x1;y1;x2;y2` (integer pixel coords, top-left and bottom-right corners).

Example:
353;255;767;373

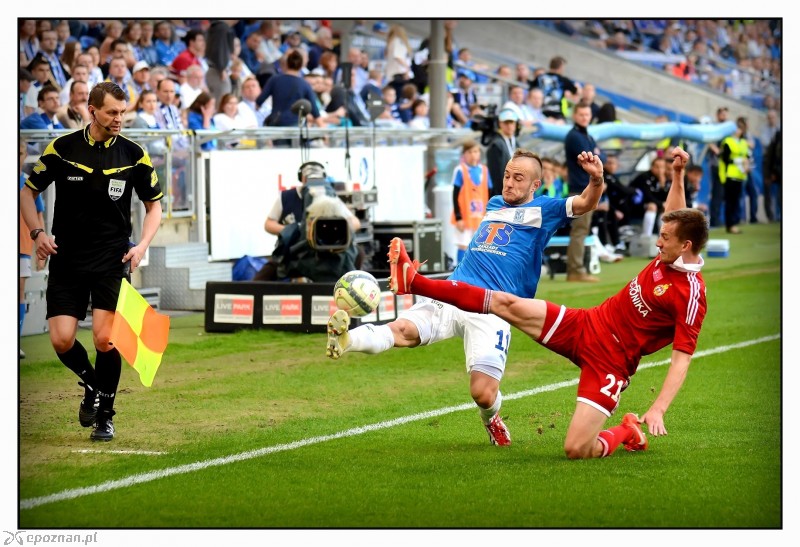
109;279;170;387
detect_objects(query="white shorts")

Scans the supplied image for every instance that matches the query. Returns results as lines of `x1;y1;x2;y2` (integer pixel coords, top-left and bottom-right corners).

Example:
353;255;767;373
20;256;32;278
397;297;511;380
454;227;475;248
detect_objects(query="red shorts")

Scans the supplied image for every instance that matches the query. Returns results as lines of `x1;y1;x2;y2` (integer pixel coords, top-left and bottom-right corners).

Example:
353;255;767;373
538;301;632;417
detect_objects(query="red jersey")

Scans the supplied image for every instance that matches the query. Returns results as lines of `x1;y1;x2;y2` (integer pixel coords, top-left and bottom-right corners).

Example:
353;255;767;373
589;256;707;375
170;50;202;77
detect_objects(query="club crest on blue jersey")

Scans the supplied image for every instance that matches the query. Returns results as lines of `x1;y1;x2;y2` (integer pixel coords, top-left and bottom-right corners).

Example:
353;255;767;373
514;209;525;223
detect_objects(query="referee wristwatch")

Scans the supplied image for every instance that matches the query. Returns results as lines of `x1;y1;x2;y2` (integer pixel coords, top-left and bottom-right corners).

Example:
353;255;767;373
30;228;45;241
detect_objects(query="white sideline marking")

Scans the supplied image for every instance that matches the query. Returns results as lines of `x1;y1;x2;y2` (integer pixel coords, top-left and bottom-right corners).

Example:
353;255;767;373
72;449;167;455
20;334;779;511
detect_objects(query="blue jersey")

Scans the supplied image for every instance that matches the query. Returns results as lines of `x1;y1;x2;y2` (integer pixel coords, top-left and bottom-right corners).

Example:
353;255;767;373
450;194;572;298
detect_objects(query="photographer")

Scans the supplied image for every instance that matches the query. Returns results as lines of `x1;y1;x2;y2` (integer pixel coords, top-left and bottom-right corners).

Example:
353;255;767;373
484;108;519;198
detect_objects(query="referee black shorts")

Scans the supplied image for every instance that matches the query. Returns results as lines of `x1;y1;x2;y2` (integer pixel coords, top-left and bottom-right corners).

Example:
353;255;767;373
46;270;128;320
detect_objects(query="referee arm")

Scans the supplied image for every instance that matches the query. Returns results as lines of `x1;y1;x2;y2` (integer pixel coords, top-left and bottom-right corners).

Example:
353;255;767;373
124;199;162;273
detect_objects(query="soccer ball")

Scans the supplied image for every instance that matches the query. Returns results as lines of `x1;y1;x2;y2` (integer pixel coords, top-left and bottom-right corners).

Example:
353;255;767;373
333;270;381;317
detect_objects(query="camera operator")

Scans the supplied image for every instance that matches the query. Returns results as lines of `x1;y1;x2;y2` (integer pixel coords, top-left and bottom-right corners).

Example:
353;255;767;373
484;108;519;198
255;162;361;282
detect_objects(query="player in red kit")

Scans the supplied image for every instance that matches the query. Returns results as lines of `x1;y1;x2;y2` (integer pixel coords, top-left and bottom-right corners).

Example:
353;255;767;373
388;147;707;459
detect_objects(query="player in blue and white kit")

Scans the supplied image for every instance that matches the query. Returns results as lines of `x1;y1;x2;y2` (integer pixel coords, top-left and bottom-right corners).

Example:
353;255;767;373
326;148;605;445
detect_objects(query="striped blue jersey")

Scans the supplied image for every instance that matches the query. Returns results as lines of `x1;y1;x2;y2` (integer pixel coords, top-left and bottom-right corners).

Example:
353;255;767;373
450;194;573;298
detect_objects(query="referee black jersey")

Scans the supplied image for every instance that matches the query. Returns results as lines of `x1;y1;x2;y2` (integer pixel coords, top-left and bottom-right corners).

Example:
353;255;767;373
26;125;163;275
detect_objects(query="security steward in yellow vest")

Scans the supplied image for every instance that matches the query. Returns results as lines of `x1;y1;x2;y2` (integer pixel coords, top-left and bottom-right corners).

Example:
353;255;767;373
718;116;750;234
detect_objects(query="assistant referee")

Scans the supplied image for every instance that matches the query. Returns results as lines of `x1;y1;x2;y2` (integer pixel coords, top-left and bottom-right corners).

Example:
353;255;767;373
20;81;164;442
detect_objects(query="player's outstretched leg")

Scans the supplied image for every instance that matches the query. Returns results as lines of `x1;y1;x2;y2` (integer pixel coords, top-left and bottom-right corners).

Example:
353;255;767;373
326;309;351;359
621;413;648;451
388;237;418;295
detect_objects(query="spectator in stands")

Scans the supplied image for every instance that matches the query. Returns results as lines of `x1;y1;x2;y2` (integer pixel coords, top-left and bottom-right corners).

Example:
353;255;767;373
105;57;137;105
535;157;569;199
154;77;190;209
580;82;602;123
381;84;403;124
324;66;371;127
530;55;581;121
628;156;668;237
254;20;282;79
122;22;143;62
131;89;161;129
718;116;750;234
485;108;519;199
154;21;186;67
384;24;413;98
130;61;151;100
501;85;536;128
148;66;170;96
238;75;271;127
359;69;384;105
58;20;76;51
598;153;632;255
31;29;68;90
407;98;430;130
241;30;267;78
76;51;103;89
706;106;728;227
515;63;532;87
396;82;419;124
684;164;706;212
186;92;218;151
494;64;513;82
171;29;206;83
318;50;338;81
606;30;639;52
99;39;136;76
20;85;64;130
564;100;604;282
60;41;82;79
204;20;236;103
19;68;34;120
180;65;207;111
137;21;159;68
20;19;39;68
279;30;306;56
307;26;334;72
304;71;339;127
523;88;562;125
56;80;90;129
338;47;368;96
60;65;92;107
23;57;54;117
98;20;125;66
256;49;319;128
455;48;488;83
760;108;780;155
85;44;105;78
451;72;482;125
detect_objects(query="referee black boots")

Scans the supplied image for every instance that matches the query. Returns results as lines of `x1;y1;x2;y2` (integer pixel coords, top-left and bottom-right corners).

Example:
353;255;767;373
78;382;98;427
91;409;115;442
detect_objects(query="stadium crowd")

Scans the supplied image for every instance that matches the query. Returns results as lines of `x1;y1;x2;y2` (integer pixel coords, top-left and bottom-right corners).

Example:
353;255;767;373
19;19;781;237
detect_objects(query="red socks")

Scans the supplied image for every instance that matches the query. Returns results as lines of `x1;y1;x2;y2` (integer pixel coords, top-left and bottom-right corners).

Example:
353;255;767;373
410;275;490;314
597;424;633;457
